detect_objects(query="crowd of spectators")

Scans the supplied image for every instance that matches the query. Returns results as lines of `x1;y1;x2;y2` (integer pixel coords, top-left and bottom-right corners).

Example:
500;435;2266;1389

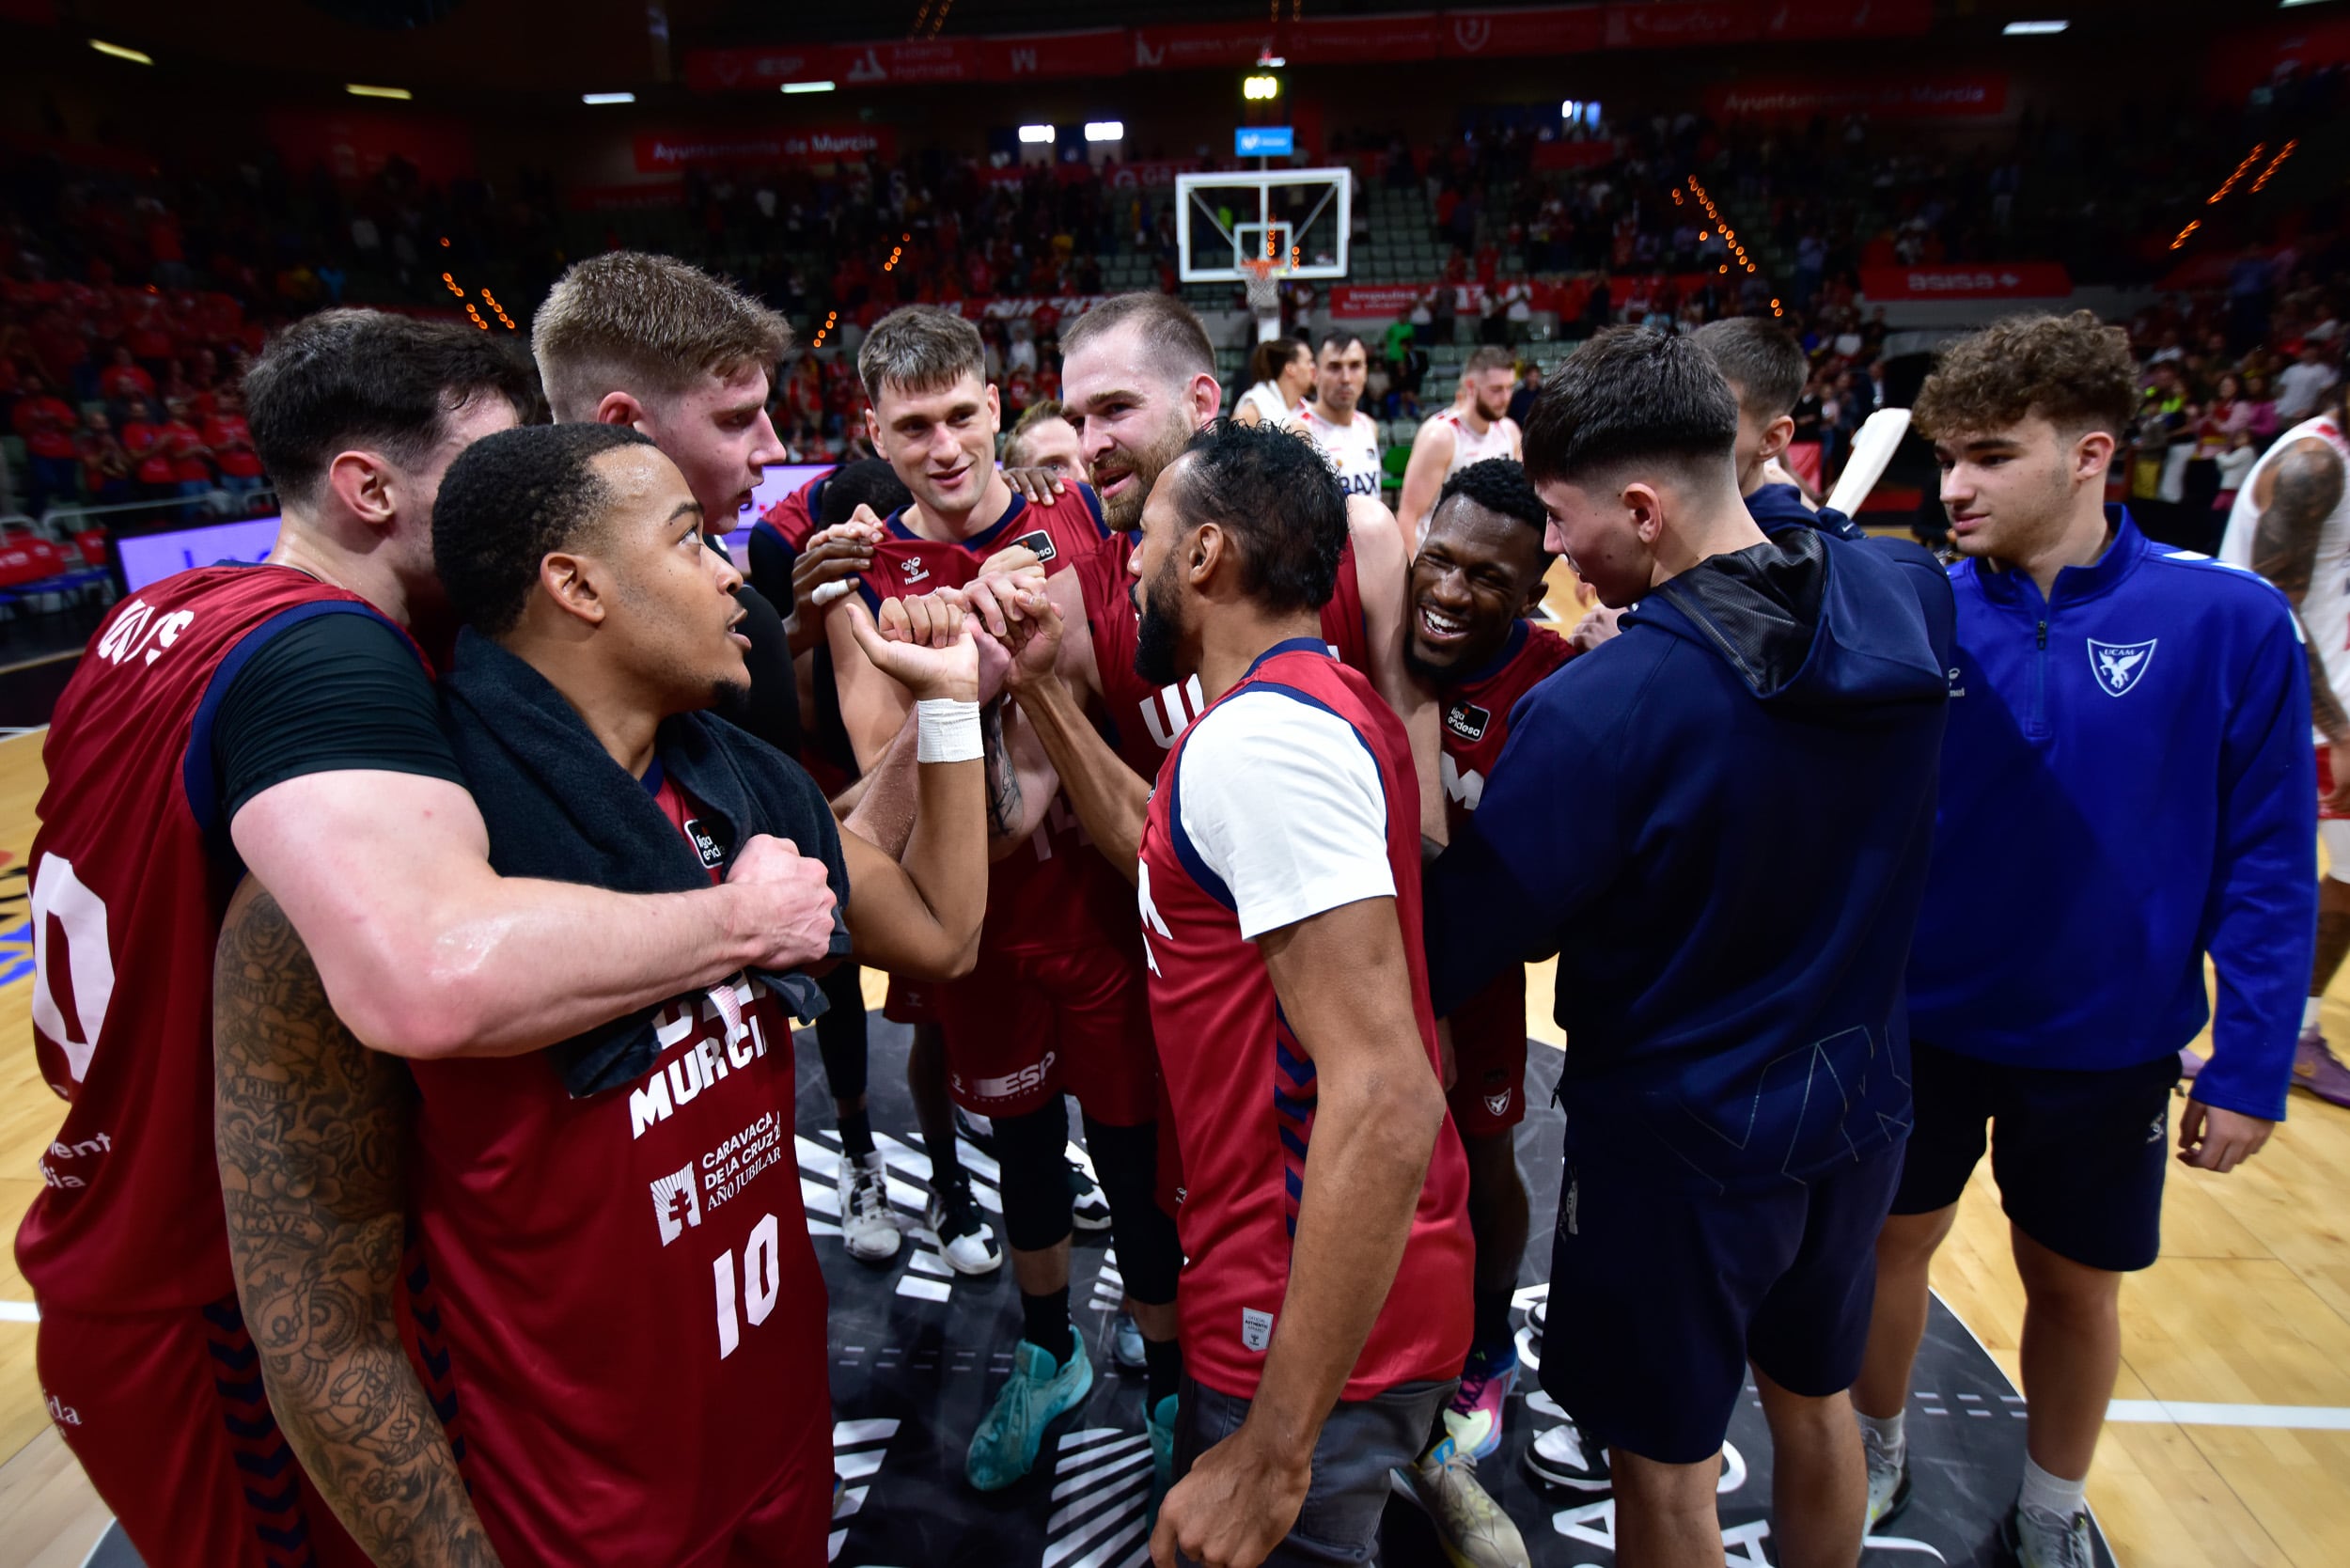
2117;259;2347;554
0;55;2342;522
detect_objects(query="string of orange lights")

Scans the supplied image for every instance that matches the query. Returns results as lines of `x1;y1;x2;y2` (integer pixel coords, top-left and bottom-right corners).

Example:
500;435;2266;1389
438;270;517;332
2172;137;2298;252
1675;175;1778;318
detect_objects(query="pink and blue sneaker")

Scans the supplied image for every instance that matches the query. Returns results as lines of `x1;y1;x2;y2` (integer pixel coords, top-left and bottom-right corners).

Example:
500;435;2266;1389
1445;1346;1519;1462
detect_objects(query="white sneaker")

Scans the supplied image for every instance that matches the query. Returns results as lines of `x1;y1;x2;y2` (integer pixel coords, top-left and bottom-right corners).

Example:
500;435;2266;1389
2001;1503;2095;1568
927;1172;1003;1276
838;1151;901;1262
1398;1434;1531;1568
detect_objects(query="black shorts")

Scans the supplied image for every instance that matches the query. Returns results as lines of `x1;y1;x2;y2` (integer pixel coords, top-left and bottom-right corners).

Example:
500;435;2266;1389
1542;1138;1904;1466
1890;1040;2179;1274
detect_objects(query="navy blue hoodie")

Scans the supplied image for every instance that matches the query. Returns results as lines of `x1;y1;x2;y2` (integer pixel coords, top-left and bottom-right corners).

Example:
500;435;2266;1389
1747;480;1869;541
1907;510;2313;1121
1426;526;1953;1193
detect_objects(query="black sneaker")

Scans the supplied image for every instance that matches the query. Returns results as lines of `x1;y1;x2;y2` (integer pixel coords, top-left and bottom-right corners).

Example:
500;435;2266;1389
1069;1157;1113;1231
925;1172;1003;1276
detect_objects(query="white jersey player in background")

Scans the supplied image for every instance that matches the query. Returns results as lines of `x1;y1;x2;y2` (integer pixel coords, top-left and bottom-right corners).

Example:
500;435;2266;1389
1298;330;1386;502
1396;346;1525;540
2217;379;2350;1105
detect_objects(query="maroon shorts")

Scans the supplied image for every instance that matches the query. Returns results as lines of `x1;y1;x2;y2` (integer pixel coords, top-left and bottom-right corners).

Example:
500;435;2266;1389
935;932;1158;1126
37;1294;370;1568
1446;964;1530;1139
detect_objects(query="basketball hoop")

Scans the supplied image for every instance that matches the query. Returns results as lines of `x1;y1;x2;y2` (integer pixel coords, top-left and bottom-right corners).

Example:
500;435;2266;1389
1241;257;1286;343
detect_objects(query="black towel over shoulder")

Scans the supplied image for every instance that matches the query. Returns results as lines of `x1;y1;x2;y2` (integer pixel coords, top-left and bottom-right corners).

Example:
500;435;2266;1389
438;626;851;1098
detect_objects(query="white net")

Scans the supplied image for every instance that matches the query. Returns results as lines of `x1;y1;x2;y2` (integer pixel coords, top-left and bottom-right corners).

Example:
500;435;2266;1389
1243;261;1284;342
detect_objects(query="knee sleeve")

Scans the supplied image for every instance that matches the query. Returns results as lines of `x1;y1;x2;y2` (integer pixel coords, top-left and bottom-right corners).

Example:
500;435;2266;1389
1084;1114;1182;1307
994;1101;1075;1254
813;961;869;1103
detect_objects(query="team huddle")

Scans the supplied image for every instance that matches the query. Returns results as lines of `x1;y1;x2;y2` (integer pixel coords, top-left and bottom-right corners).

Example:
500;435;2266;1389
16;255;2322;1568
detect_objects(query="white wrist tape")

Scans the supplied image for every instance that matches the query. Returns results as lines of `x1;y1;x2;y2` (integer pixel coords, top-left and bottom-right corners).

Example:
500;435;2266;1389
916;698;983;763
811;579;854;608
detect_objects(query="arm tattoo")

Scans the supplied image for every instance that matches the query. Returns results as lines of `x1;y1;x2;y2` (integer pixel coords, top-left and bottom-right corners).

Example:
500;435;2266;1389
214;886;503;1568
2249;443;2350;743
982;695;1025;839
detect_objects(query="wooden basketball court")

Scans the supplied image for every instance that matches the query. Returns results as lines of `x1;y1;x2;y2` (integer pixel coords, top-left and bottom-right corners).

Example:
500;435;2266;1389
1;558;2349;1565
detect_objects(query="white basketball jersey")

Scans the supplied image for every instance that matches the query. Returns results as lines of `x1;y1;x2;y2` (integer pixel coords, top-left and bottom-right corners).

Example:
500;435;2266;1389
1238;382;1293;427
2218;413;2350;729
1300;403;1383;500
1433;408;1523;478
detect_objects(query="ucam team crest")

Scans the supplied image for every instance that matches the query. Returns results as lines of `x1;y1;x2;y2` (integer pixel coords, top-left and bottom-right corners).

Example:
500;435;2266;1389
2087;637;2157;696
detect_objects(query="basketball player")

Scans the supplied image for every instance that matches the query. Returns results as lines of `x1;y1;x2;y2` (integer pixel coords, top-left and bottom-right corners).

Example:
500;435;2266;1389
1232;336;1312;429
2217;376;2350;1105
1029;416;1473;1568
825;305;1185;1494
1423;327;1953;1568
1299;330;1385;505
1692;318;1865;542
1862;313;2311;1568
1010;293;1431;840
1395;347;1524;539
217;422;992;1565
531;251;806;753
1004;398;1088;478
534;252;949;1262
17;310;841;1568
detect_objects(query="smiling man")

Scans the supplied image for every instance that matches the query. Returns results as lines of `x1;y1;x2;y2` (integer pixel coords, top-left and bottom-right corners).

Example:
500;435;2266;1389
1422;327;1951;1568
823;304;1186;1498
1856;312;2312;1568
1400;457;1569;1496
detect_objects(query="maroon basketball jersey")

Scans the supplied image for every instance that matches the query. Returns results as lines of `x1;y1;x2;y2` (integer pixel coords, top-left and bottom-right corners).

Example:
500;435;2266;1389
1435;620;1575;1052
1073;531;1376;780
404;779;826;1561
861;485;1132;957
17;566;421;1312
1136;641;1472;1401
754;466;832;557
1437;620;1574;829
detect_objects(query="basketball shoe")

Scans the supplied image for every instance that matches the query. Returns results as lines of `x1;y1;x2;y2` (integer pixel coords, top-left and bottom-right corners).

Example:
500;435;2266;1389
1445;1345;1517;1461
838;1151;901;1262
926;1170;1002;1275
1397;1425;1530;1568
967;1326;1093;1491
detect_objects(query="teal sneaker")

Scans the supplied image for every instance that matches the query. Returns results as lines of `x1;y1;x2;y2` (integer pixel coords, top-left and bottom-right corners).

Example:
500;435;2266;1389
966;1326;1093;1491
1147;1393;1179;1529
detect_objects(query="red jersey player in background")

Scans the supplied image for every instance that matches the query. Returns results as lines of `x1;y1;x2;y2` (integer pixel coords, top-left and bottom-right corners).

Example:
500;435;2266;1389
216;423;993;1566
995;293;1438;846
822;305;1188;1497
978;419;1473;1568
1395;458;1576;1562
20;311;841;1568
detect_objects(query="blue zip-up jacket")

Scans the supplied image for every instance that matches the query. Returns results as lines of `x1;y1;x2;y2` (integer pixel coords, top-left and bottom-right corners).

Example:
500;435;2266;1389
1907;509;2315;1121
1425;526;1953;1192
1747;480;1869;541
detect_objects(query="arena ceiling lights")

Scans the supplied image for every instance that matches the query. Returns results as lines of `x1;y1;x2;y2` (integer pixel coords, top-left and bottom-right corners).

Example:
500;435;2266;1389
782;80;836;94
347;83;414;100
1085;121;1123;143
88;39;153;65
2001;19;2068;32
1018;124;1055;144
582;92;634;105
